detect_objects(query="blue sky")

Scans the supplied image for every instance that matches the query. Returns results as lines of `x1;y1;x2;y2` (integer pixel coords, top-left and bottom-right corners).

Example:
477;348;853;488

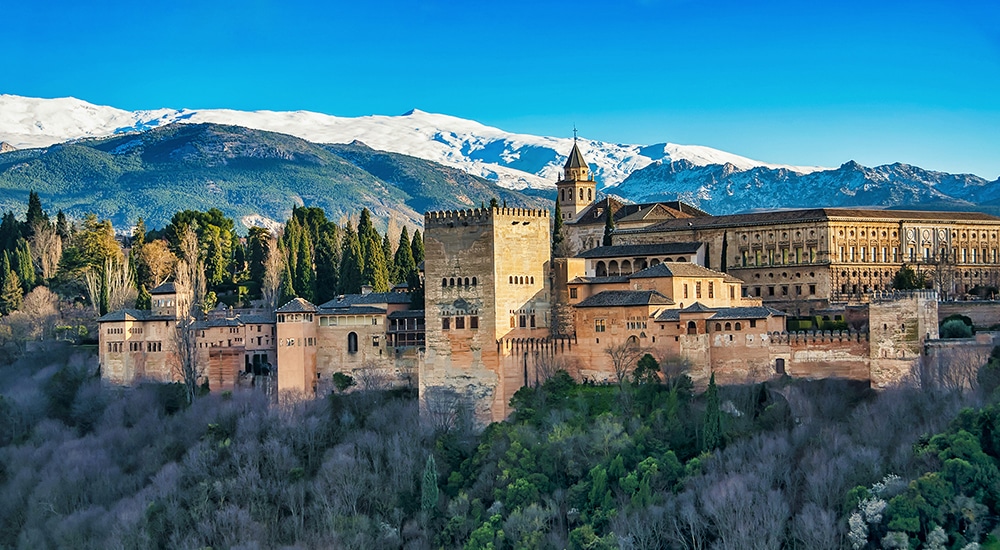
4;0;999;178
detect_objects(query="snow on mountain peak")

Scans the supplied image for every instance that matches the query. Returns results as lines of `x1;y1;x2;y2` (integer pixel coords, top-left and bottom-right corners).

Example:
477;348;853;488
0;94;828;190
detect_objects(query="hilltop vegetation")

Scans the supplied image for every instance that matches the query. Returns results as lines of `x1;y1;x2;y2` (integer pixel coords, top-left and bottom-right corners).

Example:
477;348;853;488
0;123;545;230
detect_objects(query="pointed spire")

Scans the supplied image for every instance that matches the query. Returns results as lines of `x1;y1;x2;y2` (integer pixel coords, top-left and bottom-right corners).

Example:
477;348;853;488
564;141;588;171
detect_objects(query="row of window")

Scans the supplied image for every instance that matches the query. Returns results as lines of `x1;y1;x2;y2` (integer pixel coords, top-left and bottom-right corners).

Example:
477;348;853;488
109;341;162;352
107;327;124;335
319;315;379;327
682;281;714;300
443;277;478;287
509;314;536;329
279;337;317;347
508;276;535;285
741;248;818;267
751;285;816;297
277;313;314;323
443;316;479;330
561;187;593;202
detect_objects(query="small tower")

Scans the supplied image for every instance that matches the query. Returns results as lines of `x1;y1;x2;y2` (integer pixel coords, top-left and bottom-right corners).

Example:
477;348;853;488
556;134;596;222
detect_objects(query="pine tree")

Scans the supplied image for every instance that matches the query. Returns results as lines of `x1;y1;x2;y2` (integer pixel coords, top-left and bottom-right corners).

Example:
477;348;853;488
338;223;364;295
135;284;152;310
411;229;424;266
421;455;439;513
703;372;722;452
0;269;22;314
0;212;20;253
132;217;147;248
602;203;615;246
552;201;565;257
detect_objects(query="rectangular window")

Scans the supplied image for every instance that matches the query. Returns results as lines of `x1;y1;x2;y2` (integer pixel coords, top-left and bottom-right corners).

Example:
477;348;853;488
696;281;702;299
510;316;516;328
456;316;466;329
519;315;527;328
683;284;689;299
730;287;735;299
796;285;802;295
755;287;762;297
442;317;450;330
781;286;788;296
530;315;536;328
768;286;775;296
750;319;757;328
372;336;379;347
470;316;479;329
708;282;714;299
795;248;802;263
595;319;606;332
570;287;578;299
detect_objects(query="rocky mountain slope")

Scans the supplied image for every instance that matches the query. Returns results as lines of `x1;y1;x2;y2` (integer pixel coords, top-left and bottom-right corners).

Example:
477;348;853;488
0;123;543;230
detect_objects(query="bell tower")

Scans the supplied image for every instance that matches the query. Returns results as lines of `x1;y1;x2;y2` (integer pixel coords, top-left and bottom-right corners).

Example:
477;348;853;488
556;133;596;222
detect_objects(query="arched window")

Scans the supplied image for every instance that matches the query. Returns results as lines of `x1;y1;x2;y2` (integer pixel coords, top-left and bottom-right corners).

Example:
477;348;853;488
735;322;742;331
579;188;583;200
650;259;660;267
449;278;455;286
529;276;534;284
715;323;722;332
442;278;447;287
725;322;732;330
609;260;619;276
347;332;358;354
472;277;478;286
464;277;470;286
519;276;524;284
686;321;697;335
588;188;592;201
621;260;632;274
509;276;514;284
596;261;607;277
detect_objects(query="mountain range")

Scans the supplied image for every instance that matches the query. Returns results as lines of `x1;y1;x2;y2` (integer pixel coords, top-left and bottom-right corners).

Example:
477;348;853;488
1;94;998;225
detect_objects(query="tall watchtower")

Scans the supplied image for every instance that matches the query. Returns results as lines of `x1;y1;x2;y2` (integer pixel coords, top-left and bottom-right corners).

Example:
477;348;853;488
556;138;596;222
421;207;552;424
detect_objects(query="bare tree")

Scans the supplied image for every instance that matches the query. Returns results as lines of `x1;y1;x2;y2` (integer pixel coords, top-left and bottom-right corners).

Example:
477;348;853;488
105;256;136;312
172;225;206;403
355;359;392;391
29;220;62;281
423;385;462;433
136;239;177;288
916;347;988;394
262;237;284;310
605;337;645;386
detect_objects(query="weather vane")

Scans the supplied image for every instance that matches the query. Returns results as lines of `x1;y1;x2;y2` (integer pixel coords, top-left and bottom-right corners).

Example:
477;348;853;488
573;125;578;142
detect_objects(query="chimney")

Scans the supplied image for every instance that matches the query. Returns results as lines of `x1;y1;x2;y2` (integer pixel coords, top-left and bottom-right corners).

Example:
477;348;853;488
361;284;373;295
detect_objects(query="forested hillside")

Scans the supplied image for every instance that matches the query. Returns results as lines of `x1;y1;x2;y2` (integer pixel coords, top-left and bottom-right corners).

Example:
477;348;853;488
2;345;1000;548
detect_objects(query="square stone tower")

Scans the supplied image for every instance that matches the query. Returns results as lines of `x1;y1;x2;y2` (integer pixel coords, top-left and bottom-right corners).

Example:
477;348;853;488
421;207;551;424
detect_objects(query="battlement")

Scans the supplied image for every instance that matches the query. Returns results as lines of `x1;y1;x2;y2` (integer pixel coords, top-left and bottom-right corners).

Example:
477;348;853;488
424;207;549;228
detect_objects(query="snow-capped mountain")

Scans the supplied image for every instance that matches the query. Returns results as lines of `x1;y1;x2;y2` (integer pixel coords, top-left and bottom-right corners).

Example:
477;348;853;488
0;94;824;191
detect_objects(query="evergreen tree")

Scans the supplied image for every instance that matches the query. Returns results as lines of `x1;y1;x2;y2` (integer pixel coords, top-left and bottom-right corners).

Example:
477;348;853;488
204;226;227;287
602;203;615;246
338;223;364;295
296;231;316;302
132;217;147;248
247;227;270;289
55;210;70;241
393;227;417;286
702;372;722;452
411;229;424;266
279;256;297;304
489;197;499;209
0;212;21;253
358;209;389;292
552;201;565;257
383;232;395;284
315;229;340;304
135;284;152;310
421;454;439;513
0;269;22;315
24;191;46;239
15;239;34;291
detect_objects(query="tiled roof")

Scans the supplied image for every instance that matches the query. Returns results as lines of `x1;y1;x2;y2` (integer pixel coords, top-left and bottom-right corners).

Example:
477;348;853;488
655;304;785;322
623;207;1000;235
318;291;412;309
319;305;387;315
150;282;179;295
576;242;702;259
388;310;425;319
574;290;674;308
98;309;150;322
570;198;709;227
276;297;317;313
568;275;631;285
628;262;745;284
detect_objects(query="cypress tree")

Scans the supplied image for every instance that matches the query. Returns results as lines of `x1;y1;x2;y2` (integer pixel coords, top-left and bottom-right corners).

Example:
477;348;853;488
315;228;340;304
56;210;70;241
552;201;565;257
133;217;147;248
411;229;424;266
703;372;722;452
602;203;615;246
383;232;395;284
15;239;34;291
24;191;46;239
0;212;20;253
421;455;439;513
393;227;417;286
279;257;297;304
338;223;364;295
358;209;389;292
489;197;499;209
247;227;269;288
0;269;22;314
135;284;152;310
296;231;316;302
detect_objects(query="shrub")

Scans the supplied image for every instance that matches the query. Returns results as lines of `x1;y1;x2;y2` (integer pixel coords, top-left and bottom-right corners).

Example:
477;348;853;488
940;319;973;339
